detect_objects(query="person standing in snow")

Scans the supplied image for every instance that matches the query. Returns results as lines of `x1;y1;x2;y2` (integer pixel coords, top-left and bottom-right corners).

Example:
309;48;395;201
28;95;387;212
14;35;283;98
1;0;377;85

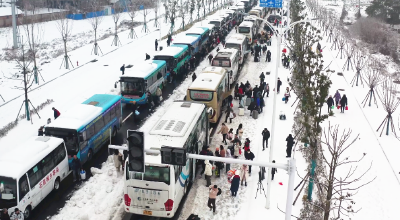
225;105;233;123
156;87;162;105
241;164;249;186
266;50;271;62
263;83;270;97
244;149;255;174
1;208;10;220
271;160;278;180
284;87;291;104
262;128;270;150
233;142;240;158
327;95;334;113
145;53;151;60
236;124;243;140
113;149;123;172
199;147;208;175
224;145;232;172
218;123;229;145
207;185;218;213
259;72;265;85
52;107;60;120
120;64;125;75
208;54;214;64
334;90;341;106
277;78;282;94
155;39;158;51
230;171;240;196
340;94;348;113
192;72;197;82
285;134;294;158
214;147;222;177
167;34;172;46
71;155;82;182
10;208;23;220
204;160;212;187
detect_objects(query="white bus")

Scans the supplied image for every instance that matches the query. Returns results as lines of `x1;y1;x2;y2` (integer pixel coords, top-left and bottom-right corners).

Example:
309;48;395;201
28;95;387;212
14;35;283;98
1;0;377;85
123;101;209;218
238;21;256;43
207;17;225;30
225;34;250;65
249;9;261;18
211;48;240;86
0;137;69;218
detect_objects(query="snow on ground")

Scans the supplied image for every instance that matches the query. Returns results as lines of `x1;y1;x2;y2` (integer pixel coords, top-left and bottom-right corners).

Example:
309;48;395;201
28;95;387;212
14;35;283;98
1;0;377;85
47;8;233;220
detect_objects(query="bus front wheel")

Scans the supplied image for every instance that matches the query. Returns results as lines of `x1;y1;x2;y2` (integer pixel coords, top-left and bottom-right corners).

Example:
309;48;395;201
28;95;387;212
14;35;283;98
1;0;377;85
54;177;61;191
24;206;31;219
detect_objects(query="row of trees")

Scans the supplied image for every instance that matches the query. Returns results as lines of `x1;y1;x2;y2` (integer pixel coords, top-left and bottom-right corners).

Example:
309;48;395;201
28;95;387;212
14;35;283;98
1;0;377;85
282;0;376;219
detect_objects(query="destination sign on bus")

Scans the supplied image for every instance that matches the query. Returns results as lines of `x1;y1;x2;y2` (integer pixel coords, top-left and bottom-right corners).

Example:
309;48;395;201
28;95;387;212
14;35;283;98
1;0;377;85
190;90;213;101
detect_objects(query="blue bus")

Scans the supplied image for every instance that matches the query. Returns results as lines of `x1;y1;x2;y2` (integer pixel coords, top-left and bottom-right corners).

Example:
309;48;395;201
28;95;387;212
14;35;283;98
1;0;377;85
172;35;201;56
153;45;190;73
186;27;210;50
45;94;122;165
119;60;167;105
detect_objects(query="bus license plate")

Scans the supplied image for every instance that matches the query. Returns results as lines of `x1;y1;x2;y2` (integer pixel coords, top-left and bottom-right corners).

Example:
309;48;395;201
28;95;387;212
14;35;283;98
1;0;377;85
143;210;152;215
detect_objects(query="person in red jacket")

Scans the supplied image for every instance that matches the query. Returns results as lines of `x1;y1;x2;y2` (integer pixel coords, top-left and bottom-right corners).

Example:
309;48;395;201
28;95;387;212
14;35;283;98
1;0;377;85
52;107;61;119
243;138;251;151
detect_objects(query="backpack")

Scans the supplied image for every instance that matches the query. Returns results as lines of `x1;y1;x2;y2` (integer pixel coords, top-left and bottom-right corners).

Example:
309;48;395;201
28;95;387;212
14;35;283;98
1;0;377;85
217;188;222;196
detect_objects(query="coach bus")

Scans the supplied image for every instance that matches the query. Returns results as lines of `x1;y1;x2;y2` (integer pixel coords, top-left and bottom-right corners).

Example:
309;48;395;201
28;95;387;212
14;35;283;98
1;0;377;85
225;34;250;65
123;101;209;218
172;35;201;56
238;21;256;43
211;48;240;86
153;45;190;73
0;137;69;219
117;60;167;105
185;27;210;50
186;67;230;123
45;94;122;165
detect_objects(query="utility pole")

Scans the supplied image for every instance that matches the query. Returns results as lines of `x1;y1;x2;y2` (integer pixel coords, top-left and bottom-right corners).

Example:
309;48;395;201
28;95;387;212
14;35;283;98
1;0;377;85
11;0;18;49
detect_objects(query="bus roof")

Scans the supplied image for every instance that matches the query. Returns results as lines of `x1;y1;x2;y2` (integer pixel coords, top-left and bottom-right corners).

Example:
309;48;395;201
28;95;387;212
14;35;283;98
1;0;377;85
201;66;227;75
47;94;120;130
154;46;185;58
239;21;254;27
140;101;205;165
123;60;166;79
226;34;247;43
186;27;208;36
193;23;215;30
0;136;64;179
189;72;224;91
214;48;238;59
172;35;200;46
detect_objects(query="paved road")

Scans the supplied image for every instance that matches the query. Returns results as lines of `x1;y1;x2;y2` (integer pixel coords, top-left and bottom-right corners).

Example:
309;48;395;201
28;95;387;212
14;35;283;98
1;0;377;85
27;75;187;220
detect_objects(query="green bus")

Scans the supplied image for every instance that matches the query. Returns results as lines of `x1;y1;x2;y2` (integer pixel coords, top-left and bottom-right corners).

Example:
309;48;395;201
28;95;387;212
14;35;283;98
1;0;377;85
153;44;190;73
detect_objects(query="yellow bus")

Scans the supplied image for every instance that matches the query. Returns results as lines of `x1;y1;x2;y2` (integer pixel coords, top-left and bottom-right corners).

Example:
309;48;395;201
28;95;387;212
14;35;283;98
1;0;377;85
186;67;231;123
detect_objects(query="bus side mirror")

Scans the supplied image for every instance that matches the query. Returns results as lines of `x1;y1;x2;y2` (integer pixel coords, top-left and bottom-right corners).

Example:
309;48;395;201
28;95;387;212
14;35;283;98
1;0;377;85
207;107;214;116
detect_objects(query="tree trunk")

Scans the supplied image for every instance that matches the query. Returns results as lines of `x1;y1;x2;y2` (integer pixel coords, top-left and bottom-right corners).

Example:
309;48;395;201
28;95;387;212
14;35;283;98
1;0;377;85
23;66;30;121
323;158;336;220
64;39;69;69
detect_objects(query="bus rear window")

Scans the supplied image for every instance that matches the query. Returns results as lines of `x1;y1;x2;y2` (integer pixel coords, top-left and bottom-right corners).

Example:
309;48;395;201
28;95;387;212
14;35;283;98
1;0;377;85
209;21;220;27
190;90;213;101
212;59;231;67
0;176;17;207
129;166;170;185
225;43;241;51
239;27;250;33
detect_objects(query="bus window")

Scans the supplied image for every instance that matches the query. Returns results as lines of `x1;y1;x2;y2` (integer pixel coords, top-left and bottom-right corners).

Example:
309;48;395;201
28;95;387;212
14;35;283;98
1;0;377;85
225;43;241;51
0;176;17;204
86;125;95;140
18;175;29;201
128;166;170;184
94;118;105;134
79;131;87;150
116;102;121;117
46;129;78;155
104;111;111;124
212;59;231;67
174;165;182;182
189;90;213;101
209;21;221;27
239;26;250;33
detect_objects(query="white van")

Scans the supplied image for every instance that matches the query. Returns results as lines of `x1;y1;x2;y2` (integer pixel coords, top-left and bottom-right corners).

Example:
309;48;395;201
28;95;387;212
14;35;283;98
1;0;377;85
225;34;250;65
211;48;240;85
0;137;69;218
238;21;255;43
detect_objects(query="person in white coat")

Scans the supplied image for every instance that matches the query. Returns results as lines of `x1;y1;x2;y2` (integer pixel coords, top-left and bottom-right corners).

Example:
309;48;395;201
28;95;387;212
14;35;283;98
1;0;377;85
241;164;249;186
204;160;212;187
113;149;123;172
10;208;24;220
234;142;240;158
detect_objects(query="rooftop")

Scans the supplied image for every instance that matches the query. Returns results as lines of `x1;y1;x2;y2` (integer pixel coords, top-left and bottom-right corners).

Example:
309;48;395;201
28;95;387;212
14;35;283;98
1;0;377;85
47;104;102;130
189;72;224;91
186;27;208;35
123;60;166;78
154;46;184;57
172;35;200;45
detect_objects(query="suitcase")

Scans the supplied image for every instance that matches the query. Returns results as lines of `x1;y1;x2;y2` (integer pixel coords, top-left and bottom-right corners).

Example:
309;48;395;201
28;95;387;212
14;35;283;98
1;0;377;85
252;110;259;119
239;107;244;116
246;98;251;106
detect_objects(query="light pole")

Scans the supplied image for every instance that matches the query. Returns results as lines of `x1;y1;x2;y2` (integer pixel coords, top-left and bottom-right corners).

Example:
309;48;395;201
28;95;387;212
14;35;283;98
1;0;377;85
11;0;18;49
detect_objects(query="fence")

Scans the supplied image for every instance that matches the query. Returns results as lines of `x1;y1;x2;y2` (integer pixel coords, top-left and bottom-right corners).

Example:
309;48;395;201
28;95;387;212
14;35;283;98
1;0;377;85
0;11;64;28
66;8;128;20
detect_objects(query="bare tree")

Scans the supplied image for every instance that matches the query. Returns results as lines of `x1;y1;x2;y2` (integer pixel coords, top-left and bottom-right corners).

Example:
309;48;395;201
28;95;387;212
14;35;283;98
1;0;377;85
22;0;45;85
128;1;138;39
342;43;356;71
178;0;187;30
54;4;74;69
320;123;375;220
196;0;201;20
87;0;104;55
361;61;385;108
111;3;123;46
376;77;400;137
189;0;195;23
141;2;151;33
167;0;178;34
153;0;160;27
350;49;369;87
3;41;41;122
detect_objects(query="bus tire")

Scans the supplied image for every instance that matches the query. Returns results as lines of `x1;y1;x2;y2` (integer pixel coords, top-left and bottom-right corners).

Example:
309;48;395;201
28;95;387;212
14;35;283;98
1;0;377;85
24;206;32;219
54;177;61;191
88;149;93;161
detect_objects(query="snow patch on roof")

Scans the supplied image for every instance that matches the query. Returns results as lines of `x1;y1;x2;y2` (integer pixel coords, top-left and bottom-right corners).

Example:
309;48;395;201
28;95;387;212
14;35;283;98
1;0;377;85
189;72;224;90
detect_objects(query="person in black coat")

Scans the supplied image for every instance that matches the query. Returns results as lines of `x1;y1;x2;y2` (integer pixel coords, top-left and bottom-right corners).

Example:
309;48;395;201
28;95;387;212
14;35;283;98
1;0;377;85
277;78;282;93
252;85;259;98
227;95;233;106
71;155;82;182
155;39;158;51
248;101;257;115
225;106;232;123
285;134;294;158
259;72;265;84
192;72;197;82
244;149;255;174
52;107;61;119
1;208;11;220
167;34;171;46
327;95;334;113
120;64;125;75
271;160;278;180
145;53;151;60
266;50;271;62
340;94;348;113
261;128;270;150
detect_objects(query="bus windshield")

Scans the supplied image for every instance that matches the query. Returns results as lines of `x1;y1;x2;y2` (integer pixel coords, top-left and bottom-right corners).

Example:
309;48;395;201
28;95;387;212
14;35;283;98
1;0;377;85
239;27;250;33
189;90;214;101
45;128;78;156
0;176;17;208
128;166;170;185
225;43;241;51
120;78;145;97
209;21;221;27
